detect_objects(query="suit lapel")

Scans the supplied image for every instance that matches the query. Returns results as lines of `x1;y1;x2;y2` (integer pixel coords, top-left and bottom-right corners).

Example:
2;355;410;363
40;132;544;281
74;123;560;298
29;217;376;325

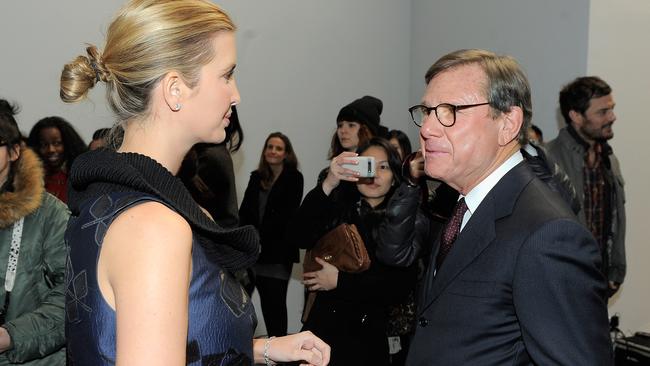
420;162;534;312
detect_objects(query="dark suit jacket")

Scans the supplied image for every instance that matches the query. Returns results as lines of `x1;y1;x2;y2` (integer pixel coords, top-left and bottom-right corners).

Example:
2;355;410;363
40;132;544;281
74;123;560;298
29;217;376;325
407;162;612;365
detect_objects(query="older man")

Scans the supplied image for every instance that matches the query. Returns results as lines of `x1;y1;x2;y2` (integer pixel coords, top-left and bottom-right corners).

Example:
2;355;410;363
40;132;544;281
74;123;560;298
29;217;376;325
379;49;612;365
547;77;626;297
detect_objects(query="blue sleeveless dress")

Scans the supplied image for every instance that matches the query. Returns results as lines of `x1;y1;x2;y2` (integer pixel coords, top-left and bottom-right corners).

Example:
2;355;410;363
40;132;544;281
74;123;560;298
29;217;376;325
65;192;256;365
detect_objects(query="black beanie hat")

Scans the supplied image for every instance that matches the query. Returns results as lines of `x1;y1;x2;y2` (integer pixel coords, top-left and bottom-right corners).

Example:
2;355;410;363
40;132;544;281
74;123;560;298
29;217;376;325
336;95;385;136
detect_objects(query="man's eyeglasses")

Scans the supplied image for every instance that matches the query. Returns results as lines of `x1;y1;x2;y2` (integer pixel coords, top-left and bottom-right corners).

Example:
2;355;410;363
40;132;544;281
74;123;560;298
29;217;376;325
408;102;490;127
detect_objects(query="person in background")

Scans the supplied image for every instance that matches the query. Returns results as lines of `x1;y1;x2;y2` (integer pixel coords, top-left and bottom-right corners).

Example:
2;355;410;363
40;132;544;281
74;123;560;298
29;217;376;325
293;137;421;365
0;100;68;365
318;95;387;184
27;116;86;203
528;124;543;144
547;76;626;297
60;0;329;365
387;129;412;160
380;49;611;365
239;132;303;337
179;105;243;228
88;128;111;150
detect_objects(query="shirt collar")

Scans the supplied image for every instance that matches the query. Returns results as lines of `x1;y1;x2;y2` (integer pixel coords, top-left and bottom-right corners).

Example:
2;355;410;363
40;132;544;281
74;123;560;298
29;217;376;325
462;151;524;219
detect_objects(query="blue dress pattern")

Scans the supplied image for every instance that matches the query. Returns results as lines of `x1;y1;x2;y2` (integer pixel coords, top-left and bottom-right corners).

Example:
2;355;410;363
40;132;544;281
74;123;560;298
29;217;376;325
65;192;256;365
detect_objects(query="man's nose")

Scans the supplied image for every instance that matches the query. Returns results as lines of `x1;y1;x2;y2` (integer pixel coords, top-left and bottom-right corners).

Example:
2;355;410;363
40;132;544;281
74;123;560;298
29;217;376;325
420;113;443;138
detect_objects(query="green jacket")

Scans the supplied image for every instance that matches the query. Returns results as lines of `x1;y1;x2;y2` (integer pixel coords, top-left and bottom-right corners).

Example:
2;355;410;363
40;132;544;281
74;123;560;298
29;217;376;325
0;149;68;365
547;127;626;284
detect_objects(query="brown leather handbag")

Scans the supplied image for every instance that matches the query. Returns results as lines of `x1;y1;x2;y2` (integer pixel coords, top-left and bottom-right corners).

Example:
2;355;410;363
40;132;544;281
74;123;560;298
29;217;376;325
303;223;371;273
302;223;371;323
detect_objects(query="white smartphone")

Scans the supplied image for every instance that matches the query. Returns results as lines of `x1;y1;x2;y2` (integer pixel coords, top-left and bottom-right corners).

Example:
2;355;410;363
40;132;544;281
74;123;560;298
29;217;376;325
341;156;376;177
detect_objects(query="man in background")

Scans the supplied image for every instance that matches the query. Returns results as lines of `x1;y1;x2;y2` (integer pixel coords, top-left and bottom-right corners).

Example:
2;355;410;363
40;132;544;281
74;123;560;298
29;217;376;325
547;76;626;297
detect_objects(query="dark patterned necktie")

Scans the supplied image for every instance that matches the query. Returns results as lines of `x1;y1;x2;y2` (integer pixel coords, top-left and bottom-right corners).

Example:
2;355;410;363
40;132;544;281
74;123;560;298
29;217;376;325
436;198;468;269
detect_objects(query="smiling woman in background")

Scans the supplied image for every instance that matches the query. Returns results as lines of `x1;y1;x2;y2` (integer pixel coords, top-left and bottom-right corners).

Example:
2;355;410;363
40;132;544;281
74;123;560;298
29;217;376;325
239;132;303;337
27;116;86;203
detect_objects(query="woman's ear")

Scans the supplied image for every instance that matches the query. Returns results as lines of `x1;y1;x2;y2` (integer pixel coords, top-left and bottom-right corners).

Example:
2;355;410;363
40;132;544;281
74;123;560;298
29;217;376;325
161;72;186;112
9;144;21;162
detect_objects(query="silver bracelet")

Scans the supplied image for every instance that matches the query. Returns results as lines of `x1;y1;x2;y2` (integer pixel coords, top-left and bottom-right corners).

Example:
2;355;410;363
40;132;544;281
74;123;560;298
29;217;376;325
263;336;276;366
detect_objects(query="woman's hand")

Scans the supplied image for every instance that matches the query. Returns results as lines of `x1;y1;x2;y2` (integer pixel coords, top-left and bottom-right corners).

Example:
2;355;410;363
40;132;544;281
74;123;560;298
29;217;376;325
255;331;331;366
302;257;339;291
402;150;425;185
322;151;360;195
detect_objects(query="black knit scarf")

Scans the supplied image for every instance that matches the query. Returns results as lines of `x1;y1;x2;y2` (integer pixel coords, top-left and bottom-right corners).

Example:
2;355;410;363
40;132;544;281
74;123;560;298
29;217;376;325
67;149;259;271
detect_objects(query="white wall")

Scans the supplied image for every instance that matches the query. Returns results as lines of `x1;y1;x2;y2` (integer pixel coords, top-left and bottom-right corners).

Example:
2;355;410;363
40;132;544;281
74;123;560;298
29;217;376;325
409;0;590;146
588;0;650;334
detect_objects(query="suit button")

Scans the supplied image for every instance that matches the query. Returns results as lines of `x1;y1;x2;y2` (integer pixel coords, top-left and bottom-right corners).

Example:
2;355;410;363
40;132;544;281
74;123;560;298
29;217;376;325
418;317;428;327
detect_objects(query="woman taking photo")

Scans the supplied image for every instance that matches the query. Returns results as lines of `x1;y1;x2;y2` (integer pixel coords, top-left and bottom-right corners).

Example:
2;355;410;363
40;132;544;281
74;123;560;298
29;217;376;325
239;132;303;337
0;101;68;365
318;95;387;184
60;1;329;365
293;138;426;365
27;116;86;203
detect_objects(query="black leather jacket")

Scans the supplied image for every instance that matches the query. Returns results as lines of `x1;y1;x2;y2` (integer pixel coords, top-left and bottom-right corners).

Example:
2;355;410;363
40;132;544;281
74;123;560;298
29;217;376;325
375;182;432;267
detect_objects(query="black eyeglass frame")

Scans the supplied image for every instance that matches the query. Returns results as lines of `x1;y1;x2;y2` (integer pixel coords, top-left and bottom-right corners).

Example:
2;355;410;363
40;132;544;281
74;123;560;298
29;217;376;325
408;102;491;127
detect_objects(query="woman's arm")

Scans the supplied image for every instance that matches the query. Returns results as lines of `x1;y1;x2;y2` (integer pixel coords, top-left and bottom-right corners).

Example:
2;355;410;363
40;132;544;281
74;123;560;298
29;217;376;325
99;202;192;366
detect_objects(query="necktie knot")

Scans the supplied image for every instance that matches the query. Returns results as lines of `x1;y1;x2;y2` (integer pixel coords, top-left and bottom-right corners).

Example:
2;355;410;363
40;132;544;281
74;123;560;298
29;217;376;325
436;198;468;269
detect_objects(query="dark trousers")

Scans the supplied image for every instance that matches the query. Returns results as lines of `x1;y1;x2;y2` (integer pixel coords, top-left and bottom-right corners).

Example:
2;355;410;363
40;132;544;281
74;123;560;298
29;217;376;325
256;275;289;336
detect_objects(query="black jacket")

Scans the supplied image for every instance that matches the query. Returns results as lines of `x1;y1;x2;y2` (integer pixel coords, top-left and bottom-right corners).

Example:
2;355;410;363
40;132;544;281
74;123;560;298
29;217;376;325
291;182;421;366
239;168;303;264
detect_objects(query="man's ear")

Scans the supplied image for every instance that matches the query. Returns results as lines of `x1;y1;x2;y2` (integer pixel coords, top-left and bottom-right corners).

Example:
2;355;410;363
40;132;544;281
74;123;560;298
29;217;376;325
161;72;186;112
568;110;583;127
497;106;523;146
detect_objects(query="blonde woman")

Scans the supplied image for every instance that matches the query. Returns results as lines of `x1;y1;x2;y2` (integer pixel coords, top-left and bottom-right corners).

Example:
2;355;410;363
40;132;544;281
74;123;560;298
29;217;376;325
61;1;329;365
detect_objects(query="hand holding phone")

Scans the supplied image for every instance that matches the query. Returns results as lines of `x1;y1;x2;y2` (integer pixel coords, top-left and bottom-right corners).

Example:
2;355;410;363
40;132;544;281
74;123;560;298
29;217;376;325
341;156;376;178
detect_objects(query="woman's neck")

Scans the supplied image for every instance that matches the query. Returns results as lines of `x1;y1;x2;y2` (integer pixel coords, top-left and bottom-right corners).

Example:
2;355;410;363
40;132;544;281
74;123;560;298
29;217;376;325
269;163;283;181
118;121;191;175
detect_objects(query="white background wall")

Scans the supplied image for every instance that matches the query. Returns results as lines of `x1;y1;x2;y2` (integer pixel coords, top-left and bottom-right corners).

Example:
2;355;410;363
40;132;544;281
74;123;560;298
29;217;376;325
588;0;650;334
1;0;647;337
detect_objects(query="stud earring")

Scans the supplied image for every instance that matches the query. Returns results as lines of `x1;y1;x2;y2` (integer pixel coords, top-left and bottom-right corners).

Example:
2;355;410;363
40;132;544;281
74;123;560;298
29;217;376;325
173;103;182;111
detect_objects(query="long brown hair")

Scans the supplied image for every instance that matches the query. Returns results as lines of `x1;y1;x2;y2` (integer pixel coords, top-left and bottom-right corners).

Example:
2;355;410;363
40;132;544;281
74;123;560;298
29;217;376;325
327;124;373;159
257;132;298;190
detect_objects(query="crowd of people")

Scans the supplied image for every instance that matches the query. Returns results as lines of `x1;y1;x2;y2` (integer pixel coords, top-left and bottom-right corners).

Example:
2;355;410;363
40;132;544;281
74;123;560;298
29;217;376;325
0;0;626;365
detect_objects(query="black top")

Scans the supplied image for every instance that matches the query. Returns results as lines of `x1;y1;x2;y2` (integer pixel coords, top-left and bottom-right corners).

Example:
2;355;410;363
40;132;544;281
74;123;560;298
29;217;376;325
68;149;259;271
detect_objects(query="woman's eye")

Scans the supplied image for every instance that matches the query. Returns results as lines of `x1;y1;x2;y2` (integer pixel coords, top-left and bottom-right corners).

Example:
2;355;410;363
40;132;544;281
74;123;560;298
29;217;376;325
223;70;235;82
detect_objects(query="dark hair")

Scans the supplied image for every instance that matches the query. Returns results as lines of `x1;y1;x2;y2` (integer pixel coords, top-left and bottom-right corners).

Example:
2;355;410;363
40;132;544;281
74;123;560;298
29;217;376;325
328;123;373;159
225;105;243;153
257;132;299;190
559;76;612;125
27;116;87;169
357;137;403;187
425;49;532;145
529;124;543;142
0;100;23;192
92;127;111;141
387;129;412;159
178;105;244;197
0;100;22;147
